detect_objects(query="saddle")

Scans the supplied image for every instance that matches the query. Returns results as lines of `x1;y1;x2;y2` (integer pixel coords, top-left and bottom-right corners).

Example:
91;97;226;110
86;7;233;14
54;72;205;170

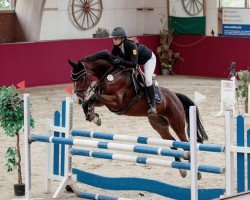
132;68;162;104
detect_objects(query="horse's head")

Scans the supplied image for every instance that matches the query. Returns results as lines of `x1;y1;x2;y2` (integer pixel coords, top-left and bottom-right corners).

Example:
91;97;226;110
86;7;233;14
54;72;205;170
68;51;119;103
68;59;93;103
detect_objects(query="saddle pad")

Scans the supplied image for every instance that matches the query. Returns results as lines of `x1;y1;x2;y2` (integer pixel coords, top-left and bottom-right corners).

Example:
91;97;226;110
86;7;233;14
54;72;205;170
131;73;162;104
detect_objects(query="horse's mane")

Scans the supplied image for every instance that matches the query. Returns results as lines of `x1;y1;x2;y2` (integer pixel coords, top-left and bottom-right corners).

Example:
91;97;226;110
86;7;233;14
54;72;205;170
84;50;114;63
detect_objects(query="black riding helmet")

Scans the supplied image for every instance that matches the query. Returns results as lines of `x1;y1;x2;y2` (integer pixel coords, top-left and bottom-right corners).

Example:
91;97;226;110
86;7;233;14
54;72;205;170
111;27;127;37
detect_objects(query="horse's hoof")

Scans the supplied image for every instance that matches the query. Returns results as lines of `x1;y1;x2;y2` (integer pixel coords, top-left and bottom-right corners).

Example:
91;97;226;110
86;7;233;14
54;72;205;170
65;185;74;193
197;172;202;180
94;117;101;126
179;169;187;178
96;119;101;126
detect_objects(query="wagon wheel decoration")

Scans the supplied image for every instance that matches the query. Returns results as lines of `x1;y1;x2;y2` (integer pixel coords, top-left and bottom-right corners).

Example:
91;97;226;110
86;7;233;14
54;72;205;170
182;0;204;16
71;0;103;30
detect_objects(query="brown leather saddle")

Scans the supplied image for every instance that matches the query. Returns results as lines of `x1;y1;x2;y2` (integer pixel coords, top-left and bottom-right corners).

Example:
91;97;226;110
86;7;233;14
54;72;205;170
132;68;162;104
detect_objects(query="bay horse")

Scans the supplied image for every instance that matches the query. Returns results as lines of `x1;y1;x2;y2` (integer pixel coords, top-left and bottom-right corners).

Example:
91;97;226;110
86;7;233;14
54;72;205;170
68;50;208;178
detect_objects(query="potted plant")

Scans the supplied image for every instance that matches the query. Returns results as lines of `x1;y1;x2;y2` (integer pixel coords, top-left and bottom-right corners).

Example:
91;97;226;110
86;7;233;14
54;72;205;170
236;70;250;113
0;86;34;196
156;16;183;75
93;27;110;38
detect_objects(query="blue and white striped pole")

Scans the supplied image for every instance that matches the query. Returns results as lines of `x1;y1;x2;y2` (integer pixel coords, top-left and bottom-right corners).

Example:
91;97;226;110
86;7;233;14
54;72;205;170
31;134;189;159
30;134;224;174
76;190;131;200
70;148;224;174
70;129;225;153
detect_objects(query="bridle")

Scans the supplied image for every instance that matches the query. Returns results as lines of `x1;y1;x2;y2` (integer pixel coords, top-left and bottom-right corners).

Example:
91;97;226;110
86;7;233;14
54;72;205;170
70;63;90;100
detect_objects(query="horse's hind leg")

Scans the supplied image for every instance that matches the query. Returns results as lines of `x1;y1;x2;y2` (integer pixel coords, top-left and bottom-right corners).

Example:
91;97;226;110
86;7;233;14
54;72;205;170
167;112;202;180
147;115;187;178
167;113;189;142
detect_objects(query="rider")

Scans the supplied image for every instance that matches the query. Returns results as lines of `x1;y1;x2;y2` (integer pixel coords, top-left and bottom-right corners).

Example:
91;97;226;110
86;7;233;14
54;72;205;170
111;27;157;115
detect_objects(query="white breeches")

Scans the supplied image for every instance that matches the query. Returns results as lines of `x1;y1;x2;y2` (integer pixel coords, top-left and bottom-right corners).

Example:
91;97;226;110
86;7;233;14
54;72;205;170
144;52;156;86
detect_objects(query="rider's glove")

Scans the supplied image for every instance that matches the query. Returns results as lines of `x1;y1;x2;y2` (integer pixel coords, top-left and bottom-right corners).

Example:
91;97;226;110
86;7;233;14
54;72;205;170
113;58;122;66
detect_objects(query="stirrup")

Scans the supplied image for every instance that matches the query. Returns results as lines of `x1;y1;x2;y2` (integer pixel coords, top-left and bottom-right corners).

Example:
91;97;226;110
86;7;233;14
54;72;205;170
147;106;157;115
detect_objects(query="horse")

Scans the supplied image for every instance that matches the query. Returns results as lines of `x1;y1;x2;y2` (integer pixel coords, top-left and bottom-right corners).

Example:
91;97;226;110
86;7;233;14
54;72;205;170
68;50;208;178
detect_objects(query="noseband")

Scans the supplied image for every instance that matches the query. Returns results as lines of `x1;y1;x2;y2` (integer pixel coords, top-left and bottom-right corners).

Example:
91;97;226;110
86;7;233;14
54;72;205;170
70;69;86;81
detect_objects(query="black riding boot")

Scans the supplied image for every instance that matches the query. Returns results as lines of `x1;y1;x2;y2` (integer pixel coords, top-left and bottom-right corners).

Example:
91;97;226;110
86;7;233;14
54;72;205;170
146;85;157;115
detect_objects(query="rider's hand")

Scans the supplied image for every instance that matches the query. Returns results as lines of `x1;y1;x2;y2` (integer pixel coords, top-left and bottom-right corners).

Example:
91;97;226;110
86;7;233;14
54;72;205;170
113;58;122;66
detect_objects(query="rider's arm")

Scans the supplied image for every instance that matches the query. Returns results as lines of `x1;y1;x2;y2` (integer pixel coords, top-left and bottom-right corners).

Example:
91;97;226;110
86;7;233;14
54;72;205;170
119;42;138;68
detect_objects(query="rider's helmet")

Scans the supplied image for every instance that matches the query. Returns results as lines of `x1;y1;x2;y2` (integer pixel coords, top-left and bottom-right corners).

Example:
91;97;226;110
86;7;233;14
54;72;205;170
111;27;127;38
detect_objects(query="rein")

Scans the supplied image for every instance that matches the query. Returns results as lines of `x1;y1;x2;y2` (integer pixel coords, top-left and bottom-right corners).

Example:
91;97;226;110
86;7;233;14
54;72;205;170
92;66;131;93
98;68;133;86
98;66;115;84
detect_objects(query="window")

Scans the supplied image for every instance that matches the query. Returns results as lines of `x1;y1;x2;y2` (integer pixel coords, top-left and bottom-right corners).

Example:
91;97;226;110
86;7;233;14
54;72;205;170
0;0;12;10
219;0;246;7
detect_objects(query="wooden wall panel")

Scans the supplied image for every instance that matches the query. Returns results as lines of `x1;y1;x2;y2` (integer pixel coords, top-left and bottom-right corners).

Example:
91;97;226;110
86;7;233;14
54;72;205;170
15;0;45;42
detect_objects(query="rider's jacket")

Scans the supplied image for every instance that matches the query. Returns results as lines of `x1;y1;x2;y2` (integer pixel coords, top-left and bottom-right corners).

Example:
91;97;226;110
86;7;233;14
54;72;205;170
112;38;152;68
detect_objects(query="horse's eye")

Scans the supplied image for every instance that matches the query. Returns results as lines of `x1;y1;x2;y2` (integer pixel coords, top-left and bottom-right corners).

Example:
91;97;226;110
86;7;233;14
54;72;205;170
78;99;83;104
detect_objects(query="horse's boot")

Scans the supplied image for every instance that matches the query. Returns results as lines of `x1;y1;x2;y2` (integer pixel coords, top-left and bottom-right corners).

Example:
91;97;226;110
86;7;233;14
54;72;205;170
146;85;157;115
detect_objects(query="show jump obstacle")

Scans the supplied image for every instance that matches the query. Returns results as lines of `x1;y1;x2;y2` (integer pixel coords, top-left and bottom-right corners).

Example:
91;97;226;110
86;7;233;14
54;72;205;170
23;94;250;200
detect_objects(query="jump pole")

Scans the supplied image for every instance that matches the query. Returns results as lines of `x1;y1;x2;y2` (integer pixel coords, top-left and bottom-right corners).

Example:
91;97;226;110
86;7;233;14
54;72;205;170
23;93;42;200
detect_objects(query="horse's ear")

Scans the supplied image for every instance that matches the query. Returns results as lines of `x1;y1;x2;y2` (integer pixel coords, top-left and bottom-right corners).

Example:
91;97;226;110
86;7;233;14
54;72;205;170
77;61;84;67
68;59;76;68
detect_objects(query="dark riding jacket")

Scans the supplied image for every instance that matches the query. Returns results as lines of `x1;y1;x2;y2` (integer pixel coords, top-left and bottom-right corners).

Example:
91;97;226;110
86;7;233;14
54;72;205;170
112;38;152;68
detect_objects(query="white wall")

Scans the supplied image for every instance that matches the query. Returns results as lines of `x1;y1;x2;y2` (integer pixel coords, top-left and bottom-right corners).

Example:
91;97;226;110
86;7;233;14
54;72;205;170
40;0;221;40
206;0;219;36
40;0;167;40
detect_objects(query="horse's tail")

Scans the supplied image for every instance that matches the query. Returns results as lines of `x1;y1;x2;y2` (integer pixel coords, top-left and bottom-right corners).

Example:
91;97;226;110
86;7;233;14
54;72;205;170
175;93;208;143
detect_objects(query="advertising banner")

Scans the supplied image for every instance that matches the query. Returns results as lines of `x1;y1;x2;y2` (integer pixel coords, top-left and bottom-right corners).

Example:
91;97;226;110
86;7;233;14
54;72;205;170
222;8;250;37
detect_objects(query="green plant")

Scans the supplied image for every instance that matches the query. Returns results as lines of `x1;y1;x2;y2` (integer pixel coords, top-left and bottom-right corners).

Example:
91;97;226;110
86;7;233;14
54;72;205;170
0;86;34;185
93;27;110;38
236;70;250;112
156;15;182;75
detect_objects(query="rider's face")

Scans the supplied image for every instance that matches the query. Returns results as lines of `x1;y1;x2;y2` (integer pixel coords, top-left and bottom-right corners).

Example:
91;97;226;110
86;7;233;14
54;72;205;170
113;37;123;45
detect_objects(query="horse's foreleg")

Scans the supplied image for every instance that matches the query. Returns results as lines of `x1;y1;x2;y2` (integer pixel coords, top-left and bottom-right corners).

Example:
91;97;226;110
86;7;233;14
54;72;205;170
82;94;98;116
85;105;101;126
82;94;102;126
